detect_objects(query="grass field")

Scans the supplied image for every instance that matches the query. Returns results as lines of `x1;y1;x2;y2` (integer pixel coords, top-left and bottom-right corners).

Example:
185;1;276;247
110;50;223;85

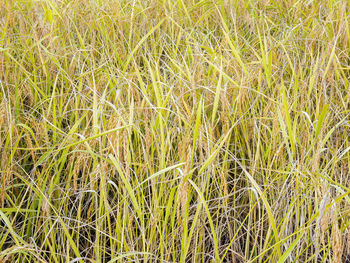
0;0;350;262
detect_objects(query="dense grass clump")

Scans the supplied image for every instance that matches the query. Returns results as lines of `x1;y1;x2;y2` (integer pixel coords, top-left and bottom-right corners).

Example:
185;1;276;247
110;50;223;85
1;0;350;262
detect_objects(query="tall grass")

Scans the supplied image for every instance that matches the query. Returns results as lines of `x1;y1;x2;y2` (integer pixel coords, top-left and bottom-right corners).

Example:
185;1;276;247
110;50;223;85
0;0;350;262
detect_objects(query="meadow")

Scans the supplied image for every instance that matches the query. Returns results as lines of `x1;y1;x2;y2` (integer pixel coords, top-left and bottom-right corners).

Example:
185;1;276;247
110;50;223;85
0;0;350;262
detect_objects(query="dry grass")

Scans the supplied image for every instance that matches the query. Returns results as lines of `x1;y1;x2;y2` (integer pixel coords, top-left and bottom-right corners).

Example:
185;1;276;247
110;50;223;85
0;0;350;262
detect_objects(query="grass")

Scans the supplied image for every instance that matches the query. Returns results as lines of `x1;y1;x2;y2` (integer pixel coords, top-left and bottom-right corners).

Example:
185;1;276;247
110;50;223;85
0;0;350;262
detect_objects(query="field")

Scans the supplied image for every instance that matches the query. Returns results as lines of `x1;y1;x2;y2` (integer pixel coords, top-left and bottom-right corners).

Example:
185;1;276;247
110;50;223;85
0;0;350;262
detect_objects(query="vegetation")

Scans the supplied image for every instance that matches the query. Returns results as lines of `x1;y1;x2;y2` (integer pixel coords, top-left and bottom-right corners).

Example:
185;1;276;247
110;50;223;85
0;0;349;262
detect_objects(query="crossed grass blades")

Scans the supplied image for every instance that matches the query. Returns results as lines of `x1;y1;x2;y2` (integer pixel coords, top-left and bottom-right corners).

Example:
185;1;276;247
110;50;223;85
0;0;350;262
